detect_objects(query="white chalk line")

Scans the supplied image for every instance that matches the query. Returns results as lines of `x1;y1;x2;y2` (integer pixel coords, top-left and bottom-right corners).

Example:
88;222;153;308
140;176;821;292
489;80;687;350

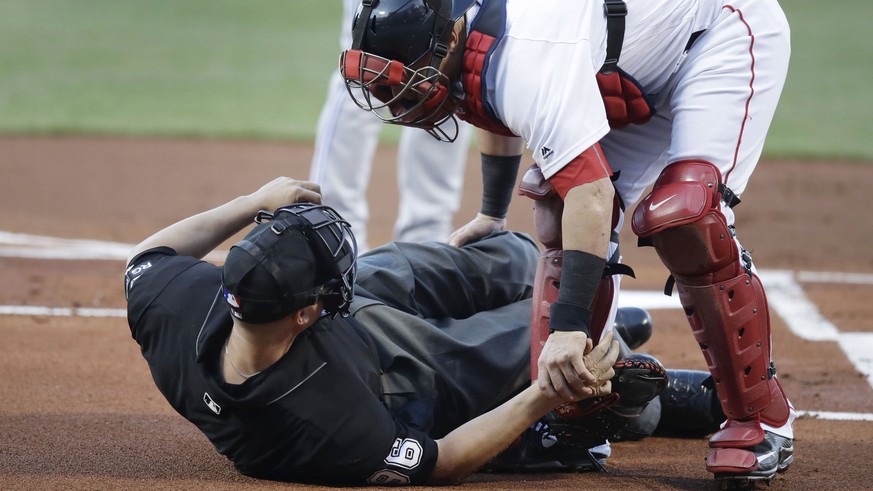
0;305;127;317
797;271;873;285
797;410;873;422
0;231;134;260
0;231;227;262
2;232;873;419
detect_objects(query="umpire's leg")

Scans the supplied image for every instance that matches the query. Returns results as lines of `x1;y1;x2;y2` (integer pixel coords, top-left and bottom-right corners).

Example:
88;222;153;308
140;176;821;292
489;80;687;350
354;231;541;320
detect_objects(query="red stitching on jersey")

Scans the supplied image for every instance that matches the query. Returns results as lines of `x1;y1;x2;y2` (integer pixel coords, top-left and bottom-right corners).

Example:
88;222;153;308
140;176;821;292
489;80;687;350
722;5;756;185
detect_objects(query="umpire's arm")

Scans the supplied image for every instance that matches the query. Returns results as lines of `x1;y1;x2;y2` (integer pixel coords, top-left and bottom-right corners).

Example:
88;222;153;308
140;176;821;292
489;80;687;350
429;331;620;484
126;177;321;264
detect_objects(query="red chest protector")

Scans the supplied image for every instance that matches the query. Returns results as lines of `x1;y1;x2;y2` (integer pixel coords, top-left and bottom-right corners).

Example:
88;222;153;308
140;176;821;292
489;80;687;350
458;0;654;133
457;0;516;137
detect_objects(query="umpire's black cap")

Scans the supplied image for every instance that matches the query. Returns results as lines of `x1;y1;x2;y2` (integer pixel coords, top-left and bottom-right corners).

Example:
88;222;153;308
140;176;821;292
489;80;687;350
221;216;321;324
221;203;357;324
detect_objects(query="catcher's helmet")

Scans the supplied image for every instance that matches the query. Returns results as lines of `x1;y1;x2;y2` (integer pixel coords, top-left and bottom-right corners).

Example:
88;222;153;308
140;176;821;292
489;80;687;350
353;0;475;66
339;0;476;142
222;203;358;323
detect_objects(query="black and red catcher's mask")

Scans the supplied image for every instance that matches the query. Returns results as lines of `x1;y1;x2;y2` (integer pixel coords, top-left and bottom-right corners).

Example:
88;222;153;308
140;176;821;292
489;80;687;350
339;0;476;142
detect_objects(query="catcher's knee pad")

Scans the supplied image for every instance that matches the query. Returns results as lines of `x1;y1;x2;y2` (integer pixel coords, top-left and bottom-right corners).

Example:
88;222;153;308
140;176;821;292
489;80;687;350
631;160;789;446
631;160;739;284
518;164;564;250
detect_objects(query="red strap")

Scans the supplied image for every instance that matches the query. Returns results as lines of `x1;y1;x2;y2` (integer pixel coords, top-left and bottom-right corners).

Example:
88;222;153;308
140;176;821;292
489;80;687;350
705;448;760;473
385;59;405;85
341;49;406;85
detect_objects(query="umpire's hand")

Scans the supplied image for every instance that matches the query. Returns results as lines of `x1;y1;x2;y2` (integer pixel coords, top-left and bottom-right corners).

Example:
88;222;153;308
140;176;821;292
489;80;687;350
249;177;322;212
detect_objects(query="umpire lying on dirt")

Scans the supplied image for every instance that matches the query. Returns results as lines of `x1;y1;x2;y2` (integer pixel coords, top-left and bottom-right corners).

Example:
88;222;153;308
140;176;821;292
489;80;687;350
124;177;718;485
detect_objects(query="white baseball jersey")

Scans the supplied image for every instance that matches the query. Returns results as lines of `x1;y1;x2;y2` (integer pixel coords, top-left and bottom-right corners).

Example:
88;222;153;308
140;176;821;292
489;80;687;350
479;0;789;210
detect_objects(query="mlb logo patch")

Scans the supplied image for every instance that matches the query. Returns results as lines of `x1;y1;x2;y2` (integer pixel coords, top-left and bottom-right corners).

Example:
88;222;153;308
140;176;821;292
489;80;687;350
203;392;221;415
223;288;241;308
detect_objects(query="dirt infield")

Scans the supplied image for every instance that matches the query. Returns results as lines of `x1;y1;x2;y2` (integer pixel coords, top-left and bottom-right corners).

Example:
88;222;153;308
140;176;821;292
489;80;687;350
1;136;872;490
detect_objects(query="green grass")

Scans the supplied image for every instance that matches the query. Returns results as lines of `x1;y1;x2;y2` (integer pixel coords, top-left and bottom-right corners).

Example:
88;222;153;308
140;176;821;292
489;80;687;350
0;0;344;140
0;0;870;159
768;0;873;161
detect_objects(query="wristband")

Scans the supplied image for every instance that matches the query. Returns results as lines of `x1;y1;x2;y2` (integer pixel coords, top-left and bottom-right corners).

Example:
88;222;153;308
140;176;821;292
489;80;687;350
550;250;606;335
556;250;606;307
549;302;593;336
480;153;521;219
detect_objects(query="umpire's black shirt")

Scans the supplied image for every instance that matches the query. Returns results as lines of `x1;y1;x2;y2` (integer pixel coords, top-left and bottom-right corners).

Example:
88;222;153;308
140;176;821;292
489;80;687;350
125;247;438;485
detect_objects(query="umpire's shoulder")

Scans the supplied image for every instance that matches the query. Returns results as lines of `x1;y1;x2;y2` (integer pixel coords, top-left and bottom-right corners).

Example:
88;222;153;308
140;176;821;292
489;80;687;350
124;247;211;321
125;246;177;300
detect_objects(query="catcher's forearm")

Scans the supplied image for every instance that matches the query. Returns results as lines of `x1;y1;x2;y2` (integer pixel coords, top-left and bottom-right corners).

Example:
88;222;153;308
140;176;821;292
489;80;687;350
560;178;613;260
548;179;614;334
476;130;524;219
430;384;556;484
480;153;522;219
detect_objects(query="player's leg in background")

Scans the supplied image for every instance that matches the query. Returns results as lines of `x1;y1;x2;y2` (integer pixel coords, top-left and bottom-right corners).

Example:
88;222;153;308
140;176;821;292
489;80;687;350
309;0;383;251
309;70;381;251
393;121;472;243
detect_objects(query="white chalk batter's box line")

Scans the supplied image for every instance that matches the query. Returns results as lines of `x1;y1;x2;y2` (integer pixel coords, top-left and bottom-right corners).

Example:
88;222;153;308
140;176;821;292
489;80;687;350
2;232;873;421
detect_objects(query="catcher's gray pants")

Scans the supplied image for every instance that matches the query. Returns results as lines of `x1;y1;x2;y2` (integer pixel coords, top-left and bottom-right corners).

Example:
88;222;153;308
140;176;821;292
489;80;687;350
351;232;541;438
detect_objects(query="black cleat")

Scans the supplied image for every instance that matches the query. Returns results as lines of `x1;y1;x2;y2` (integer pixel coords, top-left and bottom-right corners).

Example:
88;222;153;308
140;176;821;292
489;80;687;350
479;421;608;473
614;307;653;350
710;431;794;489
656;369;726;438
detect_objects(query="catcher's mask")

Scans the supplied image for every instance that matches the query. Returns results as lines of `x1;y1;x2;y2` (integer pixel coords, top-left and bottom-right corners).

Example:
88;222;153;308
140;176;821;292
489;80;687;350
339;0;476;142
221;203;358;323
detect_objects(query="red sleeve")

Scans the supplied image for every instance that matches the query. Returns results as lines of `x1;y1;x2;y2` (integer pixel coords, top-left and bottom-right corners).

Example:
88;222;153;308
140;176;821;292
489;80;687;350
547;142;612;199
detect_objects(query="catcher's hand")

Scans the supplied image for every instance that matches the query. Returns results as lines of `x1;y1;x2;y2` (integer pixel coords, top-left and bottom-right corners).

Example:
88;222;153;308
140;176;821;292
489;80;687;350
546;353;668;447
447;213;506;247
539;330;620;401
